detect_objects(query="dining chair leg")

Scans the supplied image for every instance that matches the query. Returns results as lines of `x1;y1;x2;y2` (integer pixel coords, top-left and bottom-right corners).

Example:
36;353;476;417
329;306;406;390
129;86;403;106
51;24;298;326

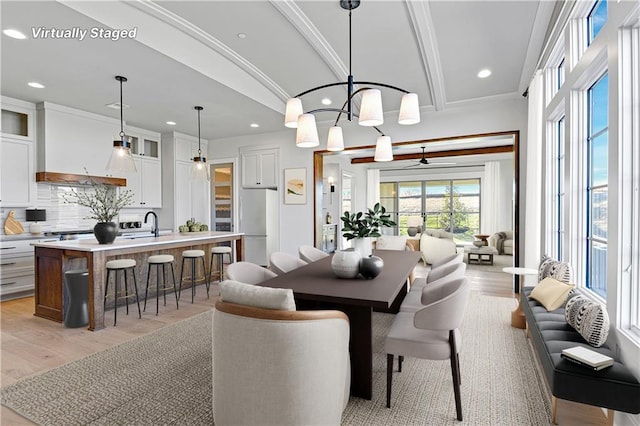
456;352;462;385
398;355;404;372
386;353;394;408
449;330;463;421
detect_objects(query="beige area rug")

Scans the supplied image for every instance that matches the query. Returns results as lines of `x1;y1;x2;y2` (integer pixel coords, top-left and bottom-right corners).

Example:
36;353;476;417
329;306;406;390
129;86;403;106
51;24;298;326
1;293;552;425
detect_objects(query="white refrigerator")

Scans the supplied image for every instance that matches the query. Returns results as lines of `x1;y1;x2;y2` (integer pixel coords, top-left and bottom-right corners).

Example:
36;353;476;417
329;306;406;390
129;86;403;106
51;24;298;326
240;189;279;266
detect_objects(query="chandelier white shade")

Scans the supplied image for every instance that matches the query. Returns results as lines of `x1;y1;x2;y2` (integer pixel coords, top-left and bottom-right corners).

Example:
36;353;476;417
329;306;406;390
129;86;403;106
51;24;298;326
374;136;393;162
191;106;209;181
284;98;303;128
358;89;384;126
398;93;420;125
296;114;320;148
106;75;137;173
283;1;420;161
326;126;344;151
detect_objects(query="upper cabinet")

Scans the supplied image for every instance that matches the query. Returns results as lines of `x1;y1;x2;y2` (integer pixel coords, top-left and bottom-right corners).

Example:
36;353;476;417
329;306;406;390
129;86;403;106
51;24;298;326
1;97;36;207
123;126;162;208
241;147;279;188
128;125;160;159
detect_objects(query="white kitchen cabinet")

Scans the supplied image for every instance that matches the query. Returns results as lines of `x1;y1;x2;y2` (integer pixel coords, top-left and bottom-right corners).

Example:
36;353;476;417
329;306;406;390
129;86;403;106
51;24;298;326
127;125;161;159
1;138;35;207
0;236;57;301
159;131;210;231
241;147;278;188
124;157;162;208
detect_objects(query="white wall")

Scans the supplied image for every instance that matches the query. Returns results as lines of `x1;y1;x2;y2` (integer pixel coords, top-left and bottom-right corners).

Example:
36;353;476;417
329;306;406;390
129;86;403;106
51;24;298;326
208;96;528;256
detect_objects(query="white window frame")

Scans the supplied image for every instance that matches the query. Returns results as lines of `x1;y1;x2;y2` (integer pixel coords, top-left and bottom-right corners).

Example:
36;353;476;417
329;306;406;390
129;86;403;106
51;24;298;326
544;101;566;260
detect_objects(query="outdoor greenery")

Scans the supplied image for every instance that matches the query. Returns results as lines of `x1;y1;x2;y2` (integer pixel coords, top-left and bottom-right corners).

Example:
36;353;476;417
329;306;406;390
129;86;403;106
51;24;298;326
340;203;396;240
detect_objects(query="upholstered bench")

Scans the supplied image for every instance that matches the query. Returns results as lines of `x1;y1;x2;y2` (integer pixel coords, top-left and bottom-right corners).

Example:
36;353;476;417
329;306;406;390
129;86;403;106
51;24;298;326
521;288;640;424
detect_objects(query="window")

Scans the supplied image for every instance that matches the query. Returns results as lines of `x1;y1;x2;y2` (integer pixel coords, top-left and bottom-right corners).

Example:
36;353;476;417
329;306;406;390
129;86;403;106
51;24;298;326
397;182;421;235
556;117;565;259
588;0;607;44
557;58;565;90
586;72;608;298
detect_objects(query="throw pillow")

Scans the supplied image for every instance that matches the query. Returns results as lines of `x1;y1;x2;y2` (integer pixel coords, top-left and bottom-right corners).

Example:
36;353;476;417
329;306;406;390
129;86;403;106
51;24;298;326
219;280;296;311
529;277;575;311
376;235;408;251
565;294;609;347
538;255;574;284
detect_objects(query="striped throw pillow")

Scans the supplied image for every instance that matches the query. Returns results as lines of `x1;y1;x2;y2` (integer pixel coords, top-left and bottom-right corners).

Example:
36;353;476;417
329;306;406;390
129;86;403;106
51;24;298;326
565;294;609;347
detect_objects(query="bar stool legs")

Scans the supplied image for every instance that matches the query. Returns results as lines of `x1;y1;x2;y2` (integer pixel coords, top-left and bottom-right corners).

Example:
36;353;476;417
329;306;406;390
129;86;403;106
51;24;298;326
209;246;233;287
144;254;179;315
104;259;141;326
179;250;207;303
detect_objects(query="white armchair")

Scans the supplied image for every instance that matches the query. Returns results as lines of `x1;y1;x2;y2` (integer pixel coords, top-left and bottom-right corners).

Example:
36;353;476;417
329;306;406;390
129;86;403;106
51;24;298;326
489;230;513;255
213;281;351;426
419;230;457;265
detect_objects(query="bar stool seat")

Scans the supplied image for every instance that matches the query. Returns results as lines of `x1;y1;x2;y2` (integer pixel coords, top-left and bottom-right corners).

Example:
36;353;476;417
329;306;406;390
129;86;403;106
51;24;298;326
209;246;233;287
144;254;179;315
104;258;141;326
180;250;207;303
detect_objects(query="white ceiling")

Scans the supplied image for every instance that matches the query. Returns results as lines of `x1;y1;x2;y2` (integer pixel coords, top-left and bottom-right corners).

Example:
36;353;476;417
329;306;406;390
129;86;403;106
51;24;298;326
1;0;555;142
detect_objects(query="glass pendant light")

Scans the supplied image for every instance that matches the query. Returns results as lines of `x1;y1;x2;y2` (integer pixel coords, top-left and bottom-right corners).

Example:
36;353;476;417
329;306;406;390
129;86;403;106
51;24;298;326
191;106;209;181
106;76;137;173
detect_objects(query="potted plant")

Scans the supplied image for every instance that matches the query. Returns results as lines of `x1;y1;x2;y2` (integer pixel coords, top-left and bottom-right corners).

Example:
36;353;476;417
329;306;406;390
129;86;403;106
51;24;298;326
340;202;396;257
63;175;133;244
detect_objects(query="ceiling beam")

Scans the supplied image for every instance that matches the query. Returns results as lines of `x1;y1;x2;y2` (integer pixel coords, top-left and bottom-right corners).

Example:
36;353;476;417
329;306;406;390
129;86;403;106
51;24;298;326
350;145;513;164
405;0;446;111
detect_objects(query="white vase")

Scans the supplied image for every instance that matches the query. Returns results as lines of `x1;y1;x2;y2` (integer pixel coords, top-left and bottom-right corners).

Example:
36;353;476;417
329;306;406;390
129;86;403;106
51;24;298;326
331;249;362;279
353;237;372;258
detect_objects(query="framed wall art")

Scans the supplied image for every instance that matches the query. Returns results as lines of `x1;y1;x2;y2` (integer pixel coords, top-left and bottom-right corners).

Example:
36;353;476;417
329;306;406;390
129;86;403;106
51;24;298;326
284;168;306;204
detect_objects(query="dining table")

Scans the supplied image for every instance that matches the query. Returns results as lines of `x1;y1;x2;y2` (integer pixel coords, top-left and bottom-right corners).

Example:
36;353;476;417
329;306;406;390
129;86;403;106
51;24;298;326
261;249;422;400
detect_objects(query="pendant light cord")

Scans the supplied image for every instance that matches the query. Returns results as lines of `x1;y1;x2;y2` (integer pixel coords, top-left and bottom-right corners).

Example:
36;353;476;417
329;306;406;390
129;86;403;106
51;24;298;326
119;78;124;138
197;108;202;155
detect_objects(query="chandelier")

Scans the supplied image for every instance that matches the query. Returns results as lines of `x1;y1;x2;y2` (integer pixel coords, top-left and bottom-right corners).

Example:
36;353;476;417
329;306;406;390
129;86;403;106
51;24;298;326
284;0;420;161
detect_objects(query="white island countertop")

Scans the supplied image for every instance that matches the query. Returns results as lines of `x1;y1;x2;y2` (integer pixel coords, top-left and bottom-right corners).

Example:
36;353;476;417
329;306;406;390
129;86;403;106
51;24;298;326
32;231;244;252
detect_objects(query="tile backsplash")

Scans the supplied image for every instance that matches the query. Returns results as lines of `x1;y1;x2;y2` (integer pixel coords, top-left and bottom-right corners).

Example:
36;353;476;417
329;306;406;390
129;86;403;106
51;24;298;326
1;183;150;235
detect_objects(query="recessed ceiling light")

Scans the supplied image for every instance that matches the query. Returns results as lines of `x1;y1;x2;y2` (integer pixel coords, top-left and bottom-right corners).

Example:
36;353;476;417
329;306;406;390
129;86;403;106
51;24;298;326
321;98;332;105
28;82;45;89
3;29;26;39
237;33;247;39
477;69;492;78
105;102;130;109
250;123;259;128
166;121;177;126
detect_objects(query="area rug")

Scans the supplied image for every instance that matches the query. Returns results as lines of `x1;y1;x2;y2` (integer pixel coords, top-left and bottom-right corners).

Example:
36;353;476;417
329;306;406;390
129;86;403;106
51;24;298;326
1;293;552;425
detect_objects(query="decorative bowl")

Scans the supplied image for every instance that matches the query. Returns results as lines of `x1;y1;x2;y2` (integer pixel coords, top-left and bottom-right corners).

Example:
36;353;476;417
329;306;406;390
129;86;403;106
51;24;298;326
473;240;485;247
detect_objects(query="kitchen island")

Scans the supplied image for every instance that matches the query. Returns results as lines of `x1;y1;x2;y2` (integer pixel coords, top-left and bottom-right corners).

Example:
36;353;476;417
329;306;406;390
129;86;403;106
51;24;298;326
32;231;244;331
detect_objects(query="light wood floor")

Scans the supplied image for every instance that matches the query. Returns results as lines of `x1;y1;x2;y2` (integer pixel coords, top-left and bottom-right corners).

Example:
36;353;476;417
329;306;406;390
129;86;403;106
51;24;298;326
1;262;609;425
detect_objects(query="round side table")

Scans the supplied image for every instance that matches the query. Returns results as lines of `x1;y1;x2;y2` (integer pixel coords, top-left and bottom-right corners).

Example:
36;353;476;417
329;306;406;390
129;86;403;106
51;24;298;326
502;267;538;329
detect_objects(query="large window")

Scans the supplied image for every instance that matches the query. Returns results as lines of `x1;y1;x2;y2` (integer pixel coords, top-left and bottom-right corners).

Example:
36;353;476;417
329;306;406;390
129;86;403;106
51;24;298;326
556;117;565;259
588;0;607;44
586;72;608;298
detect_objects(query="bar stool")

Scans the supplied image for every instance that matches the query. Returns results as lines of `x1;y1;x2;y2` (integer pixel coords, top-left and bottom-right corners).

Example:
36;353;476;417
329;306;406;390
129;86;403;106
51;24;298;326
179;250;207;303
144;254;179;315
209;246;233;285
104;259;141;326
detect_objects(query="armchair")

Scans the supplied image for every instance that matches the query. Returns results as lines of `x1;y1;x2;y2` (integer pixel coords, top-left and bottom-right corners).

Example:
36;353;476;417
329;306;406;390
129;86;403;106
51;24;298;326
213;281;351;425
489;231;513;255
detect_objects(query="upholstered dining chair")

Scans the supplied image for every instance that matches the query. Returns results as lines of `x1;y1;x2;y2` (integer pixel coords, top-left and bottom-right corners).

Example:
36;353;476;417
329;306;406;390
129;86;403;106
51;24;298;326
400;263;467;313
226;261;277;285
269;251;307;275
298;245;329;263
213;280;351;425
430;252;464;271
385;277;470;421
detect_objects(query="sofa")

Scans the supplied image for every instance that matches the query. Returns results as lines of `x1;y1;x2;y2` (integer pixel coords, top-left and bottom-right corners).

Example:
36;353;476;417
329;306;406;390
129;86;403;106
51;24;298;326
489;230;513;254
418;229;457;265
521;258;640;424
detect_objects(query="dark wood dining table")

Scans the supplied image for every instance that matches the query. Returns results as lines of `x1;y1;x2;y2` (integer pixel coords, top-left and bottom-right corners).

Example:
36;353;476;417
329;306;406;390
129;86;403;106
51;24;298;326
261;249;422;399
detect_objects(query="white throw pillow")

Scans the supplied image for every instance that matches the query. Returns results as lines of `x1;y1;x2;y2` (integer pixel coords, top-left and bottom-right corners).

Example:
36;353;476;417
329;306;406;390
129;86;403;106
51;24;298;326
529;277;575;311
375;236;407;251
220;280;296;311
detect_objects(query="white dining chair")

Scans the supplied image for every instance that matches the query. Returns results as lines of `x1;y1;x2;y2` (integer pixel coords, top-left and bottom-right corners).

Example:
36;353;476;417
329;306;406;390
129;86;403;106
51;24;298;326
298;245;329;263
269;252;307;275
226;261;277;285
401;263;467;313
385;277;470;421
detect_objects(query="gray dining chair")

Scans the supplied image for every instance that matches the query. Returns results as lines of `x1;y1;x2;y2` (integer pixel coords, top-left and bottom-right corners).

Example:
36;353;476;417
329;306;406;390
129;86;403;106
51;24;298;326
269;252;307;275
298;245;329;263
385;277;470;421
410;260;466;294
226;261;277;285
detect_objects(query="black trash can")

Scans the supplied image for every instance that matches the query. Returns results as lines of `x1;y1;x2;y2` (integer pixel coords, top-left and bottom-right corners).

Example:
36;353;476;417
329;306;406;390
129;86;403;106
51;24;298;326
64;269;89;328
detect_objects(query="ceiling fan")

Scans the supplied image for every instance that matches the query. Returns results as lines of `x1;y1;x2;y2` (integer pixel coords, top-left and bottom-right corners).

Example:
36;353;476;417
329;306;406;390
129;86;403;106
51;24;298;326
405;147;457;168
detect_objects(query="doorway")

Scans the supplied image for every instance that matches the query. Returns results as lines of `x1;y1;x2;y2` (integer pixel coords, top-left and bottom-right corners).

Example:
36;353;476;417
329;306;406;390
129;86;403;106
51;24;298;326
210;162;234;233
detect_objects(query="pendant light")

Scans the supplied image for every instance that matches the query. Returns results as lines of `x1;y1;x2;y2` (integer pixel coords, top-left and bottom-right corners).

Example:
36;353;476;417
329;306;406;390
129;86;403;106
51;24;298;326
191;106;209;181
106;76;137;173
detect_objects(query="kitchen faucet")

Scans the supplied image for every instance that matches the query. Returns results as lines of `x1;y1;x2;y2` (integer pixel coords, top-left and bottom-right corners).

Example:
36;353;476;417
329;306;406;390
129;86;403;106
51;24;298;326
144;211;159;237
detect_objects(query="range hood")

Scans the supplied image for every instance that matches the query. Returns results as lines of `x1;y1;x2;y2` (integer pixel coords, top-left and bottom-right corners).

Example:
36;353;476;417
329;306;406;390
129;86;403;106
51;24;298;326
35;171;126;187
